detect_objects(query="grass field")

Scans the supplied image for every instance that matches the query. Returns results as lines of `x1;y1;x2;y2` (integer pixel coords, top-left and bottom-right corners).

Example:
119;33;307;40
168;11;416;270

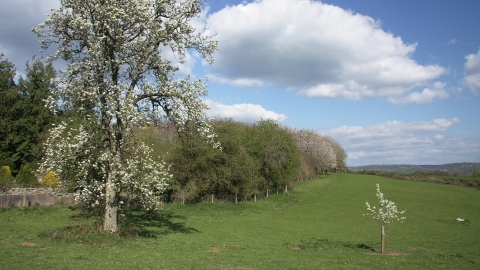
1;173;479;269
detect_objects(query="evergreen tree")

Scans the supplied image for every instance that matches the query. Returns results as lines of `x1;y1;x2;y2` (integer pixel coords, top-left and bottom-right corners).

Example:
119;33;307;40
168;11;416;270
15;58;56;168
0;54;20;171
0;55;56;174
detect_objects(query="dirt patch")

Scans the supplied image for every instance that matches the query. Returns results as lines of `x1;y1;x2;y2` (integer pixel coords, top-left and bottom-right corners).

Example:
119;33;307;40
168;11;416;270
208;246;220;253
21;242;36;247
367;252;403;256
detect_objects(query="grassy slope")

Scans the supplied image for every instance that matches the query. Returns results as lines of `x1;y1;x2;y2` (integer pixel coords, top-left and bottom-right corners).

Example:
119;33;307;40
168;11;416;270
0;173;479;269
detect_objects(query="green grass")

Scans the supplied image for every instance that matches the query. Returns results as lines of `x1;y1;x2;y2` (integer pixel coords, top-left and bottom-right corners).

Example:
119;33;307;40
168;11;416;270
1;173;479;269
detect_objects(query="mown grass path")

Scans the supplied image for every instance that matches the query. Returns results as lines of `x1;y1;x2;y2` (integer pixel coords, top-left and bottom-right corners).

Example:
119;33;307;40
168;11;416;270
1;173;479;269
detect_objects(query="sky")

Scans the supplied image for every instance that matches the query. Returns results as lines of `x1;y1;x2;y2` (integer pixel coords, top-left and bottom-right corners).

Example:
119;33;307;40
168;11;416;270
1;0;479;166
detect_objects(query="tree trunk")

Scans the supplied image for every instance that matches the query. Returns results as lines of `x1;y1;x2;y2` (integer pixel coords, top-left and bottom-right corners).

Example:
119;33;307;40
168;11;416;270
235;194;238;204
381;224;385;253
103;172;117;232
100;100;118;232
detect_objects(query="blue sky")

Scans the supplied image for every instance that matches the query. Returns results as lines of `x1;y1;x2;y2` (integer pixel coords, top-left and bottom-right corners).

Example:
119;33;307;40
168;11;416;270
1;0;479;166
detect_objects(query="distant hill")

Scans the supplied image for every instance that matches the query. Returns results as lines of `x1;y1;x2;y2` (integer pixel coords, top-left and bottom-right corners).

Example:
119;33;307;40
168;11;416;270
348;162;479;176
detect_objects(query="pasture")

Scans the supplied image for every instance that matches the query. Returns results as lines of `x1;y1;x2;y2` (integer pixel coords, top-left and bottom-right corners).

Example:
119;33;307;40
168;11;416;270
1;173;479;269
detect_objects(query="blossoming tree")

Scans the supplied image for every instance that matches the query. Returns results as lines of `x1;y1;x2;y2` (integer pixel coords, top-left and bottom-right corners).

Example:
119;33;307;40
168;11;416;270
34;0;219;232
289;129;342;174
365;184;406;253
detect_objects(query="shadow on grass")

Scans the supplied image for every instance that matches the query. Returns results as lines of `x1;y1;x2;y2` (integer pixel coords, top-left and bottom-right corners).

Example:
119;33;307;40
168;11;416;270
121;209;200;238
38;207;199;242
286;237;376;252
66;205;200;237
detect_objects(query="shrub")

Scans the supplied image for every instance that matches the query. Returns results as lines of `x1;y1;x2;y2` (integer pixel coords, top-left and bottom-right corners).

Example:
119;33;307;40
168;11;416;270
16;164;39;187
43;170;60;188
0;165;14;188
1;166;12;178
168;119;299;202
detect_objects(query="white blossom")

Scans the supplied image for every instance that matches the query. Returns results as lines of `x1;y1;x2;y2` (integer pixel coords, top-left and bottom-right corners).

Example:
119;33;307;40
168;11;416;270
289;129;338;172
365;184;406;225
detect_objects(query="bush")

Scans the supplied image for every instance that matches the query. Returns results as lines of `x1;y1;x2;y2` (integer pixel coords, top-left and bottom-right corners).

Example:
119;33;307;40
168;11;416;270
168;119;299;203
116;119;344;204
0;165;14;188
16;164;40;187
43;170;60;188
1;165;12;177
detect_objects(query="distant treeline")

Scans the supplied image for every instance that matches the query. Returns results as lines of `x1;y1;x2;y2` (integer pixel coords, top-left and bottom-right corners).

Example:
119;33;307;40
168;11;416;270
349;169;480;188
349;163;479;176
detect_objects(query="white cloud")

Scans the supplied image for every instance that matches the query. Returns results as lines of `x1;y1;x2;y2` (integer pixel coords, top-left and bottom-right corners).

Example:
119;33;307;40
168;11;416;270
323;118;478;166
387;82;449;104
205;100;287;122
206;0;445;100
0;0;60;76
208;74;264;87
328;118;460;139
463;48;480;94
447;38;457;45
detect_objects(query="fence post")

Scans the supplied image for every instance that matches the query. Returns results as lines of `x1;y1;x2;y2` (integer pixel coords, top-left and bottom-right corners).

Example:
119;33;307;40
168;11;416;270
23;189;27;207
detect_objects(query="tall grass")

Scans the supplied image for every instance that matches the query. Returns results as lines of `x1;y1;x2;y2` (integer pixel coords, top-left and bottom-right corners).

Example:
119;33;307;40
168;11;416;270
0;173;479;269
